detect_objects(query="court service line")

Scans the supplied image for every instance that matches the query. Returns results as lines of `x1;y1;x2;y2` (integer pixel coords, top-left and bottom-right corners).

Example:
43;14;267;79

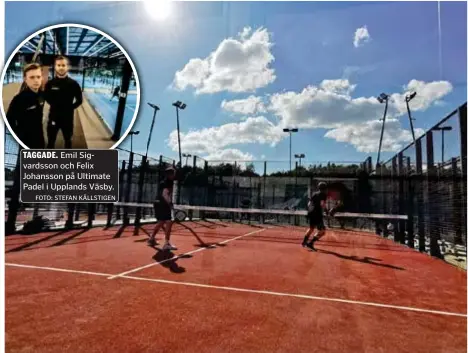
5;262;466;318
107;228;267;280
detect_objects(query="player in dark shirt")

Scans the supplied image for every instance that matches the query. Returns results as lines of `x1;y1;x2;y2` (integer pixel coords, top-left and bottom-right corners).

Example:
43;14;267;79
44;56;83;149
6;63;45;149
302;182;329;249
148;166;178;250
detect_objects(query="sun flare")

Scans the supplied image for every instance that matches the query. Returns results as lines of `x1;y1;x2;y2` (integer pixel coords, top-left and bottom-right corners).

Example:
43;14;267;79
144;0;172;21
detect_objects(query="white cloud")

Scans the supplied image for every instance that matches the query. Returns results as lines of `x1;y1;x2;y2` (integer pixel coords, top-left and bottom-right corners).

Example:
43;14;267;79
268;79;382;129
172;27;275;94
324;119;425;153
167;74;452;156
320;79;356;95
390;80;453;114
267;79;452;131
353;26;371;48
204;148;255;162
167;116;283;154
221;95;267;115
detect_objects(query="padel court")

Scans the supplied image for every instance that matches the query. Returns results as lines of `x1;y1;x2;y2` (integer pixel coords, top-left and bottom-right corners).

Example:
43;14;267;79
5;218;467;353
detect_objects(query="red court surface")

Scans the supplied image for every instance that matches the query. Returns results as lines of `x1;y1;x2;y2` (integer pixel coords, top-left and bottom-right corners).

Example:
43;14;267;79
5;221;467;353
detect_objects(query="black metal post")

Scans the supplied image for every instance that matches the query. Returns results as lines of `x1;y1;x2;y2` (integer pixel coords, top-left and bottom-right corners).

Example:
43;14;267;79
377;98;389;167
406;99;416;144
176;107;182;167
112;58;132;141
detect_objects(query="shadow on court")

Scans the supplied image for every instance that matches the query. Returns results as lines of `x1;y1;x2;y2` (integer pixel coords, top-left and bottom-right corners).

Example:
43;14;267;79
5;226;134;253
49;229;90;247
177;222;227;248
152;249;186;274
314;248;405;271
6;229;84;253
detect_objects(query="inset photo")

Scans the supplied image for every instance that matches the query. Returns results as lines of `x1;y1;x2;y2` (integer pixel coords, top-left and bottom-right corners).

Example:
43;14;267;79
1;23;140;150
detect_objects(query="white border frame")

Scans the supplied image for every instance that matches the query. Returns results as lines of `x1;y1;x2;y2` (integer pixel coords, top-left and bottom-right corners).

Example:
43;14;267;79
0;22;141;150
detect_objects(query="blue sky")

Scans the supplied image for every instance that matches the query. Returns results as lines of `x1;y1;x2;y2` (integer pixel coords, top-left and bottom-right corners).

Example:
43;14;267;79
4;1;467;172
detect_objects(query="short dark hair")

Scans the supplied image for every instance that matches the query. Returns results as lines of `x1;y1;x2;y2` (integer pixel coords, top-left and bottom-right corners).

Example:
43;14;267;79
23;63;41;77
318;182;327;191
54;55;69;64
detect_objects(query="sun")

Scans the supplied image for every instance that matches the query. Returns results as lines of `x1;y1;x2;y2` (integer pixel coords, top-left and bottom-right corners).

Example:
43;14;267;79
144;0;172;21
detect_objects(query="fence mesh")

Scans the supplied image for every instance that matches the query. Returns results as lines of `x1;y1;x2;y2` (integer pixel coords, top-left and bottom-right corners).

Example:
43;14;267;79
3;103;467;268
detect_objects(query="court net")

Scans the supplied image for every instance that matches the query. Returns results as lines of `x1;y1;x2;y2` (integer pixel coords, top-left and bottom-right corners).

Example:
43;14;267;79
17;202;467;265
107;202;408;232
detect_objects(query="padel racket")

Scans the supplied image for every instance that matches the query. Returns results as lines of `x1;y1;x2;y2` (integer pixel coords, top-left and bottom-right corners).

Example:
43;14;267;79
173;209;187;222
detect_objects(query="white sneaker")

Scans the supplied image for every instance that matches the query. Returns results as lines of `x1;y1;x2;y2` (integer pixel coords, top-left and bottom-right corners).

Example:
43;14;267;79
163;243;177;251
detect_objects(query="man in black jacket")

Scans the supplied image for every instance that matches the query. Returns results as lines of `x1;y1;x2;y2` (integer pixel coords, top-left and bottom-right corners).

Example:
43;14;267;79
148;166;178;251
6;63;45;149
302;182;329;249
44;56;83;149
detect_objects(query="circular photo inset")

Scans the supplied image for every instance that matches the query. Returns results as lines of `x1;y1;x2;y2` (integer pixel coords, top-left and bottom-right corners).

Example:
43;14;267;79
1;23;140;150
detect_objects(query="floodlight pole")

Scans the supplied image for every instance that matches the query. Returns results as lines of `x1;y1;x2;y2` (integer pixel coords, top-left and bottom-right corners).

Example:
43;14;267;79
405;92;417;144
173;101;186;167
183;153;192;166
145;103;160;159
173;101;187;205
176;107;182;166
283;128;298;172
129;130;139;155
295;153;305;167
376;93;389;168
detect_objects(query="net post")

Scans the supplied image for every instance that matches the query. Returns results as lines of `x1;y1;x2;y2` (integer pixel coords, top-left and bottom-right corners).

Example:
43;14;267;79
32;203;40;218
123;152;134;226
390;157;398;240
115;159;126;221
74;204;80;221
106;201;113;228
458;103;467;178
415;139;425;252
406;156;415;248
66;203;75;229
452;158;463;244
294;161;299;226
87;203;95;228
261;161;267;224
458;104;467;244
231;165;236;221
201;161;208;220
134;156;147;231
426;131;442;258
188;156;196;221
397;153;406;245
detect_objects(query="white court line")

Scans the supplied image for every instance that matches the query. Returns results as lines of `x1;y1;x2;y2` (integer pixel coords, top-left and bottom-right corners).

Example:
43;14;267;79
5;262;466;318
107;228;267;279
5;263;112;277
120;275;467;318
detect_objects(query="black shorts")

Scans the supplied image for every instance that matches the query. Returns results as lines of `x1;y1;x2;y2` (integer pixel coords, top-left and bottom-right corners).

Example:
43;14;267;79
153;202;172;221
308;212;325;230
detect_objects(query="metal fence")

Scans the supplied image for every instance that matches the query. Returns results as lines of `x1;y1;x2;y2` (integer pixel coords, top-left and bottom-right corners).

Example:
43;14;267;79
3;103;467;267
